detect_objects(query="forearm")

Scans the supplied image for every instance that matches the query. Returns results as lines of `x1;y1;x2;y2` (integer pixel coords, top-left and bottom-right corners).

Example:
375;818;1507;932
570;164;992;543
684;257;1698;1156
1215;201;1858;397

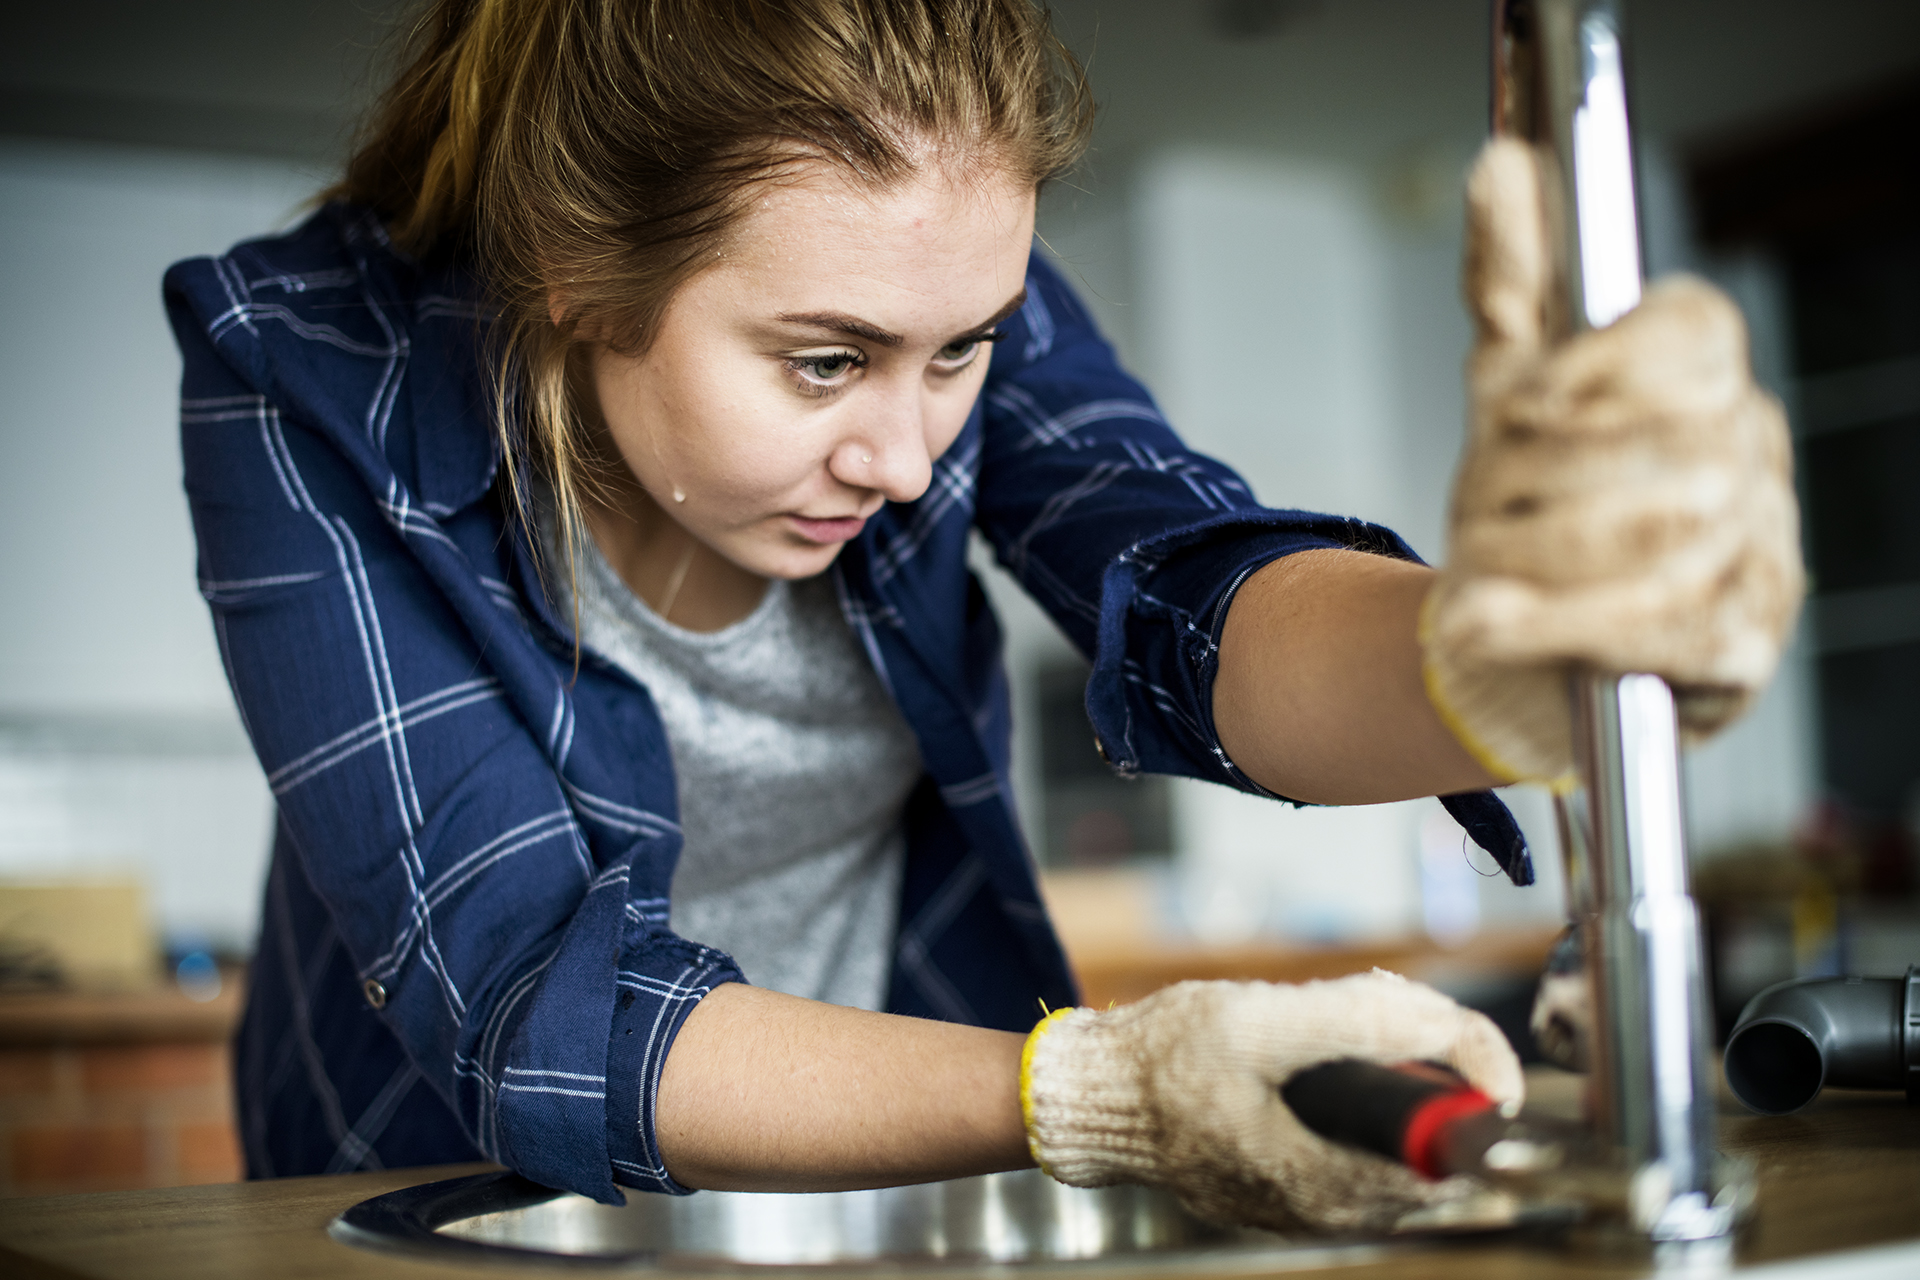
1213;548;1496;804
655;982;1032;1192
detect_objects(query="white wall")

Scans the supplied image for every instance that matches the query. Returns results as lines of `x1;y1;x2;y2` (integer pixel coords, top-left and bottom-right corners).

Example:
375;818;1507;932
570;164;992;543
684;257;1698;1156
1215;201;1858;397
0;138;325;949
1134;150;1399;523
0;139;322;712
1170;783;1568;945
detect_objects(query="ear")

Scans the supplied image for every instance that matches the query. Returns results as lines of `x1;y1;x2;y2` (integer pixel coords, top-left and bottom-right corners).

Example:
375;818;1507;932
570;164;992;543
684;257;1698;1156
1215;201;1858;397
548;288;612;346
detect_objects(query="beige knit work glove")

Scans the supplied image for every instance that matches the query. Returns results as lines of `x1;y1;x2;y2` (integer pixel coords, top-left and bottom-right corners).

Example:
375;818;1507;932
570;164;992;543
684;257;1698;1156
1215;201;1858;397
1020;972;1524;1235
1422;138;1805;785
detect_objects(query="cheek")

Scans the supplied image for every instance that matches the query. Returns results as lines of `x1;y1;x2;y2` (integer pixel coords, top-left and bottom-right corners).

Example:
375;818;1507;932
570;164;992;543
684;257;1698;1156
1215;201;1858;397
592;357;666;470
647;362;827;502
927;405;969;460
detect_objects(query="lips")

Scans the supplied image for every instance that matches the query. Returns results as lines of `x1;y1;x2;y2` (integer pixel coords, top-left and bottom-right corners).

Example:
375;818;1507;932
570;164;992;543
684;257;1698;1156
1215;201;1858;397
786;513;868;545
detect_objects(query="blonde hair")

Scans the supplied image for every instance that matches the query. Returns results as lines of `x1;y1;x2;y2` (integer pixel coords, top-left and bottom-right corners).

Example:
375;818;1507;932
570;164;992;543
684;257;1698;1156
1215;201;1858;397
334;0;1092;605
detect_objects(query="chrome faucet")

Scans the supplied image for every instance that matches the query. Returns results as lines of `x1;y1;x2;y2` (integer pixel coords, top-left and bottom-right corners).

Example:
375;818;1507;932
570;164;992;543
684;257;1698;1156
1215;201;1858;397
1567;677;1731;1240
1492;0;1740;1244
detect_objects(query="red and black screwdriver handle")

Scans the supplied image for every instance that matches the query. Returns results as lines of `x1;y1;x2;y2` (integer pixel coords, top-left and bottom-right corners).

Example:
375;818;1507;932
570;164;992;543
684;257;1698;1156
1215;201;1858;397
1280;1058;1500;1180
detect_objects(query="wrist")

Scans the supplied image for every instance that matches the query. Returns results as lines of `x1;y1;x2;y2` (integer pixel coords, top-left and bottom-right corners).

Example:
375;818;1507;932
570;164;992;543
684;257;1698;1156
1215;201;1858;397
1418;590;1523;785
1419;584;1576;789
1021;1005;1163;1187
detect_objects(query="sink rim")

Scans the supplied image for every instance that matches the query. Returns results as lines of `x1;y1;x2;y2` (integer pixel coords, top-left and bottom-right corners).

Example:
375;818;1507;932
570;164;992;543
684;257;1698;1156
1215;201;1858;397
328;1170;1401;1276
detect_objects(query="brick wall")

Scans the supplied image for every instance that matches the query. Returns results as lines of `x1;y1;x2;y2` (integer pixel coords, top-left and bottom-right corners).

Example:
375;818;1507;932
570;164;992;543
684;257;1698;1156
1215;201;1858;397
0;981;244;1197
0;1041;241;1196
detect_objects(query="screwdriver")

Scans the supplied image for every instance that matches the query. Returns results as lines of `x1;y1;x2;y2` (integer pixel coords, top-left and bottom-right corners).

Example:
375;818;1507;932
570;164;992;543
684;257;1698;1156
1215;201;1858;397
1284;1058;1549;1181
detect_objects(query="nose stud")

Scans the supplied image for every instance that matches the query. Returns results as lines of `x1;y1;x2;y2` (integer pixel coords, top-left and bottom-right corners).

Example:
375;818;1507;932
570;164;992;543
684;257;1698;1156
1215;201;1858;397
862;454;873;464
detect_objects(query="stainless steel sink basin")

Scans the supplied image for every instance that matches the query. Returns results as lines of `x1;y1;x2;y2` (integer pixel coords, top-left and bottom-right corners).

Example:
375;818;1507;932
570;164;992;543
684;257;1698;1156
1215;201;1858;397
330;1168;1396;1273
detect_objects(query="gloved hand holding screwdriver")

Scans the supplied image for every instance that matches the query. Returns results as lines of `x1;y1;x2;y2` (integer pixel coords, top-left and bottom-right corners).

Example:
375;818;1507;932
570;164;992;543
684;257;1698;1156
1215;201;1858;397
1023;971;1522;1233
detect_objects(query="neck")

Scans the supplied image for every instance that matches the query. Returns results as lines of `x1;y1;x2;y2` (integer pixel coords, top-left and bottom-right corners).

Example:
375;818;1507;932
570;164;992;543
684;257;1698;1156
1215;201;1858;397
579;478;768;633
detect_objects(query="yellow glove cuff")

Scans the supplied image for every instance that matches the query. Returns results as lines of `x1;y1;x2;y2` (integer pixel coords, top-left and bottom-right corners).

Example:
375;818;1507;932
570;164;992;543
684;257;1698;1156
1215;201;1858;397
1419;591;1583;793
1417;593;1528;786
1020;1005;1077;1175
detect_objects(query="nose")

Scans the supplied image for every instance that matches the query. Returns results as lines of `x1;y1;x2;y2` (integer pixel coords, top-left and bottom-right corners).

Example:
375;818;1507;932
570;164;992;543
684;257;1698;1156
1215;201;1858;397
831;381;934;504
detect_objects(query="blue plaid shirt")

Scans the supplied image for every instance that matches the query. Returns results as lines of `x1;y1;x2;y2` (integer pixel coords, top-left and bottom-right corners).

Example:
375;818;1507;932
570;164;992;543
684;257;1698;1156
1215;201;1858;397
165;204;1528;1202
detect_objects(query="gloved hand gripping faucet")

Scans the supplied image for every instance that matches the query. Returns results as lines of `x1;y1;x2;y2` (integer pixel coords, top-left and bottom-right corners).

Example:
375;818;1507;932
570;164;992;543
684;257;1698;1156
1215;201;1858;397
1019;132;1803;1236
1425;138;1803;789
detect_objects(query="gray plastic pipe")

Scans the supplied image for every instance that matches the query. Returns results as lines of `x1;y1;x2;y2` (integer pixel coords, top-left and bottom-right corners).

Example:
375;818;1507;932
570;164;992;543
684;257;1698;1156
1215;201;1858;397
1724;966;1920;1115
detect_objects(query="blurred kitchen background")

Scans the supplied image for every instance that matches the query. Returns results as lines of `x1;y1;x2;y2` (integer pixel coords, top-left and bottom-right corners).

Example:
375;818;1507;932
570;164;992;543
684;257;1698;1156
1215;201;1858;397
1;0;1916;1195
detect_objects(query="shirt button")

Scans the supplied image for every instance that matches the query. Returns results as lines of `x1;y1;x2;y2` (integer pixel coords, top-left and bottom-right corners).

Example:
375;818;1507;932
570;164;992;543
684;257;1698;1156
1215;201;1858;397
363;979;388;1009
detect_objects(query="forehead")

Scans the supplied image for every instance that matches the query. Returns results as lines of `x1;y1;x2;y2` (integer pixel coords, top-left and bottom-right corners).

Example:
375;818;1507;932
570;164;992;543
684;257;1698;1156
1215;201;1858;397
703;160;1036;324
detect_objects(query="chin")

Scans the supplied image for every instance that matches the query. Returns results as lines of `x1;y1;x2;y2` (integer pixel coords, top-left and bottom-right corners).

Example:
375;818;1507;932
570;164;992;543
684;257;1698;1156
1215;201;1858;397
753;542;846;582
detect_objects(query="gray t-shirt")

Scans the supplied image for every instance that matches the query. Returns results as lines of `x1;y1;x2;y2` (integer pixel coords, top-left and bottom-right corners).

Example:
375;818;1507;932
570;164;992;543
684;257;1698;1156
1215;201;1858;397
555;527;923;1011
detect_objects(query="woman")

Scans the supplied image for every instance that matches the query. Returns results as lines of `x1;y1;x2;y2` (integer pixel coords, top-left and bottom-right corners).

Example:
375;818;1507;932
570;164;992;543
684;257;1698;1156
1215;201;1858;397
165;0;1799;1233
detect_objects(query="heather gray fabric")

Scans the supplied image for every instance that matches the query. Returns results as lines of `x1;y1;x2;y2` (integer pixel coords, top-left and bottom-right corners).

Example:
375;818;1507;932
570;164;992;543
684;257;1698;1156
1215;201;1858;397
557;526;923;1011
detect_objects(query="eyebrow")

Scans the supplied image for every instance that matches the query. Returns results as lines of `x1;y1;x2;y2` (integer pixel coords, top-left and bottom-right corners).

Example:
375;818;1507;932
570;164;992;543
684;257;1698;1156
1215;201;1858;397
776;288;1029;350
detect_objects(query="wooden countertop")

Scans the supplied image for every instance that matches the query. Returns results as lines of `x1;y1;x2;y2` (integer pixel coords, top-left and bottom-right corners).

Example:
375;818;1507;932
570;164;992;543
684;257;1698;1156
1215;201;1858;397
2;1068;1916;1280
0;978;244;1047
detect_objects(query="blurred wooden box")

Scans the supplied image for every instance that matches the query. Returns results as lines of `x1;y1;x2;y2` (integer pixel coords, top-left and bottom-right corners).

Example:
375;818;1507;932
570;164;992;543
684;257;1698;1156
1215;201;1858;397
0;880;157;990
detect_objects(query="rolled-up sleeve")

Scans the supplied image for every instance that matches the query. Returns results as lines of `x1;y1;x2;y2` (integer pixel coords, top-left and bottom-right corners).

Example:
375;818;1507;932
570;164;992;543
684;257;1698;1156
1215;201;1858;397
974;256;1419;801
975;257;1531;883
